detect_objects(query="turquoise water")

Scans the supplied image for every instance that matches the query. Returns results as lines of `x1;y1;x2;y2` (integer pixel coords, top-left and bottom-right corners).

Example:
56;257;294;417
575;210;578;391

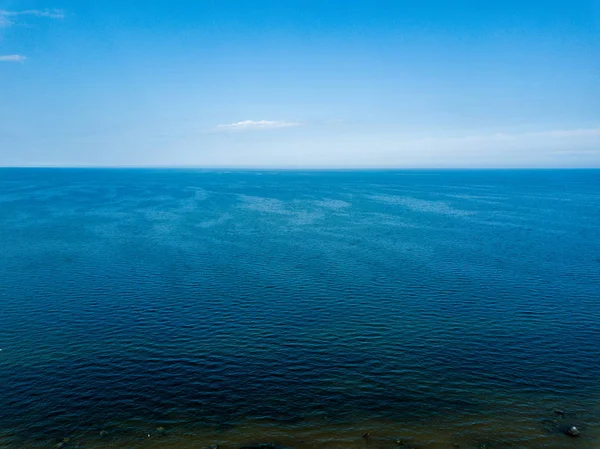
0;169;599;449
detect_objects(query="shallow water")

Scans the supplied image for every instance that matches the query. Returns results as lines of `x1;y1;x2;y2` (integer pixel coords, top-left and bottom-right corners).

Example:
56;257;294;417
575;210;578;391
0;169;599;448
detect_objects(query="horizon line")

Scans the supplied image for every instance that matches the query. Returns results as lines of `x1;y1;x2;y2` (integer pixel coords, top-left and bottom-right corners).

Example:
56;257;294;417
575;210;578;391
1;166;599;171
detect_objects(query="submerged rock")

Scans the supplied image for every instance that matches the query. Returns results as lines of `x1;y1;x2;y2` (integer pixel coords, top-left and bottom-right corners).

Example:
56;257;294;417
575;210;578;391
565;426;580;437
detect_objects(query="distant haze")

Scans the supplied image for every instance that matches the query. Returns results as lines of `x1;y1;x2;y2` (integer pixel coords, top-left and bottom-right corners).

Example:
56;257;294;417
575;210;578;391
1;0;599;168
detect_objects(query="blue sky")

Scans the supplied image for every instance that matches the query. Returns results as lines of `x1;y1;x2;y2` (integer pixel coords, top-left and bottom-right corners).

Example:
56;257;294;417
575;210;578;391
1;0;599;168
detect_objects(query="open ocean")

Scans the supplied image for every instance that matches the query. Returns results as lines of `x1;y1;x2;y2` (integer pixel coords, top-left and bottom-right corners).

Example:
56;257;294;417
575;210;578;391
0;169;599;449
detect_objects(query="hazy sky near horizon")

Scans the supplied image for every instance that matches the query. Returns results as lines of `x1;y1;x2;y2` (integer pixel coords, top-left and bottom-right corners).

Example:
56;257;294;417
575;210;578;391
1;0;599;168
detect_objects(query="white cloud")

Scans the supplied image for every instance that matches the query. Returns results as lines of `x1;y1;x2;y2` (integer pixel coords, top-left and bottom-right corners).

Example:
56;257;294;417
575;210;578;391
18;9;64;19
0;9;64;61
217;120;301;131
0;9;64;27
0;55;27;62
0;9;64;19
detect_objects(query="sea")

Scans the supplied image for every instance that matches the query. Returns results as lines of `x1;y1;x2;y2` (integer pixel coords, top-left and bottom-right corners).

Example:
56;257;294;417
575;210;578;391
0;169;599;449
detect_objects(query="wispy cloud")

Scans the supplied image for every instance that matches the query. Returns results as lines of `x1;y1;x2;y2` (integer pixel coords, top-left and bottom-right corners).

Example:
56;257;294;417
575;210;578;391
0;54;27;62
217;120;301;131
0;8;64;27
0;9;64;62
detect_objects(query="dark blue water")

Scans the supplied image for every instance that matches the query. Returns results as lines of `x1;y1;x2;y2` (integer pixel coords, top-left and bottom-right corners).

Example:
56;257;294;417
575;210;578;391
0;169;599;449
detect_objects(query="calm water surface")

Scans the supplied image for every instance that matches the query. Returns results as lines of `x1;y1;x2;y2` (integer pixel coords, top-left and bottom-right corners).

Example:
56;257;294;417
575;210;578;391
0;169;599;449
